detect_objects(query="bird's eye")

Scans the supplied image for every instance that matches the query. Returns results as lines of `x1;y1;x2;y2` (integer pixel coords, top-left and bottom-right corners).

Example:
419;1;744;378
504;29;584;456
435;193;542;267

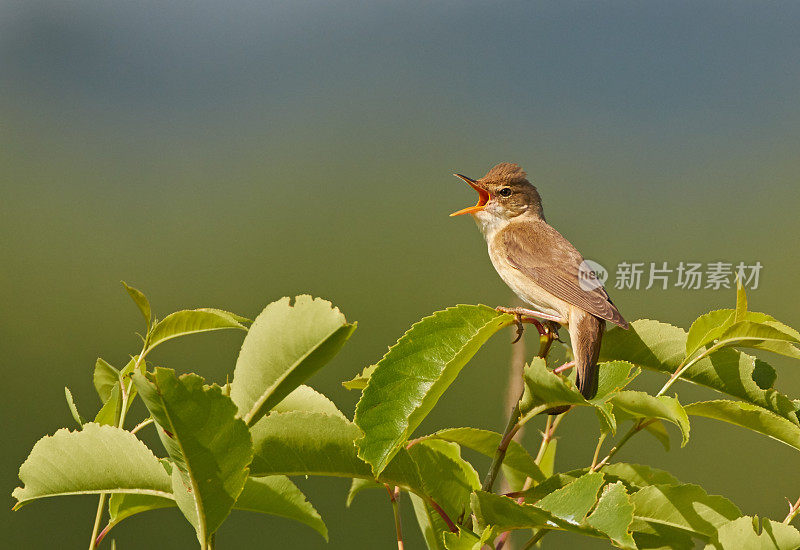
498;187;512;197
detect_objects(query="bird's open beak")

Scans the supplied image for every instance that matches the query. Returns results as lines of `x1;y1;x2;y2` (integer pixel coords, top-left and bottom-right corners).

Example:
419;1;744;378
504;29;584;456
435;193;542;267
450;174;490;216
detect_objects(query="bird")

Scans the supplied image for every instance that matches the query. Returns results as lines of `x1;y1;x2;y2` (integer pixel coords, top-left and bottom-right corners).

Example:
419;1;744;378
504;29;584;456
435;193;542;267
450;162;628;399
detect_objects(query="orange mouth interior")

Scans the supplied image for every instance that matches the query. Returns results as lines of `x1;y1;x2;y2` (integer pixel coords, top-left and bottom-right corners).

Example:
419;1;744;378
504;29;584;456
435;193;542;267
450;174;489;216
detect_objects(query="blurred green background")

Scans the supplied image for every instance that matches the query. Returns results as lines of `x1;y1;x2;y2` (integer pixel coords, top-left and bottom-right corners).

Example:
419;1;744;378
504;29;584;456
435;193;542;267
3;1;800;548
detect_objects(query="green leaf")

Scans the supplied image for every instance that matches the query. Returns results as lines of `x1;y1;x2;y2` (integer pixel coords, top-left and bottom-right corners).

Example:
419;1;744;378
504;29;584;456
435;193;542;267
354;305;514;475
249;410;477;521
12;423;171;509
470;490;554;532
685;400;800;451
630;484;742;540
95;384;122;426
539;439;557;478
105;474;326;541
686;309;736;358
108;492;175;527
410;492;449;550
536;472;604;525
715;320;800;358
705;516;800;550
442;527;482;550
409;440;479;525
234;475;327;540
147;308;248;353
586;481;636;550
229;296;356;426
270;384;346;418
611;391;690;446
418;427;544;483
600;320;799;423
122;281;152;330
601;463;681;489
93;358;120;402
345;478;382;507
133;368;253;543
342;364;376;391
735;278;748;323
64;387;83;427
520;359;636;429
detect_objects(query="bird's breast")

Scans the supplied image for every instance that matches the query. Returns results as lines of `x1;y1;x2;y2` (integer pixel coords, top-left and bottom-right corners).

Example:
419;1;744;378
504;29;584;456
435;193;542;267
487;239;571;321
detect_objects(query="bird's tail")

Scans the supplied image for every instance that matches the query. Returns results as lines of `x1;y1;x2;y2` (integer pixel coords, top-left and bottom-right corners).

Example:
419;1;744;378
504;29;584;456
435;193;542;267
568;311;605;399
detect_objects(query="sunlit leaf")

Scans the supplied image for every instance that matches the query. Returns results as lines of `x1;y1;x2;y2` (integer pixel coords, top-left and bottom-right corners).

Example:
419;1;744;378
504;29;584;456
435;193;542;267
133;368;253;544
342;364;376;391
630;484;741;540
229;296;355;426
345;478;382;507
12;424;172;509
234;475;327;540
705;516;800;550
611;391;690;446
410;492;449;550
147;308;248;353
600;320;799;423
122;281;152;330
354;305;514;475
64;387;83;427
536;472;604;525
685;400;800;452
93;358;120;402
586;481;636;550
418;427;544;483
270;384;346;418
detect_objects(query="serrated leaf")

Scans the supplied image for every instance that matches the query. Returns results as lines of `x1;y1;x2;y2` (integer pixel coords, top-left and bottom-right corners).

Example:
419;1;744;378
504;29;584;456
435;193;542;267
12;424;171;509
249;409;476;528
410;440;479;525
270;384;346;418
520;359;635;429
470;491;554;532
108;492;175;527
716;321;800;357
64;387;83;427
234;475;327;540
586;481;636;549
602;463;681;489
354;305;514;475
631;484;741;539
105;475;326;541
685;400;800;451
686;309;736;358
229;296;355;426
537;472;604;525
345;478;382;507
133;368;253;543
601;319;799;423
342;364;376;391
611;391;690;446
442;527;482;550
147;308;248;353
94;358;120;402
122;281;152;330
410;492;449;550
539;439;557;478
419;427;544;483
705;516;800;550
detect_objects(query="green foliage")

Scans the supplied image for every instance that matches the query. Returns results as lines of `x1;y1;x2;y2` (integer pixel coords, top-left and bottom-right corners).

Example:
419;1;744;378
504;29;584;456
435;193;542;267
354;305;514;475
11;283;800;549
229;295;355;426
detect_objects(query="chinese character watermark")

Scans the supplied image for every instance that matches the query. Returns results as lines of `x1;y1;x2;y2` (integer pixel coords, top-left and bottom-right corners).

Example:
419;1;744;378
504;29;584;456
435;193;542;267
584;260;764;291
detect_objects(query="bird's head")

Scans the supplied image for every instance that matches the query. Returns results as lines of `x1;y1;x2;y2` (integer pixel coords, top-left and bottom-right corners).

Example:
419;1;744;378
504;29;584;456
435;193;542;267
450;162;544;222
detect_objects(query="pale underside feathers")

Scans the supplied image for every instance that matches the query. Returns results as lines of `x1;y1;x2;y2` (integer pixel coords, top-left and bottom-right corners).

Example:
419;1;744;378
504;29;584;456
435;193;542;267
498;219;629;329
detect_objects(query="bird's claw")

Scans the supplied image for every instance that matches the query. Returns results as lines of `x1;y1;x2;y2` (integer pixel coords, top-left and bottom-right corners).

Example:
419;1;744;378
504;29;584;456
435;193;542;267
511;314;525;344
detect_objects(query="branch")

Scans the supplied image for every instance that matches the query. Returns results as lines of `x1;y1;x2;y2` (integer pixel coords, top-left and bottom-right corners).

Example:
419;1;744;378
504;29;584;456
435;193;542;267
386;485;404;550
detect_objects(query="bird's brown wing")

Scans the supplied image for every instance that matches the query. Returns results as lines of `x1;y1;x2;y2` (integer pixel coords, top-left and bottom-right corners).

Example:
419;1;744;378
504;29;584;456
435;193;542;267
498;220;628;328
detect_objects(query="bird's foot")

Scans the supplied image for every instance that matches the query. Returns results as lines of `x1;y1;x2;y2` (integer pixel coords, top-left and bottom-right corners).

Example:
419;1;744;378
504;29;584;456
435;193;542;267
496;307;565;343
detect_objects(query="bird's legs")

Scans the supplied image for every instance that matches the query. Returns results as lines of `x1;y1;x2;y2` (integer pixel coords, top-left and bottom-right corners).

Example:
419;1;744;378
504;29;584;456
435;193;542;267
496;307;566;344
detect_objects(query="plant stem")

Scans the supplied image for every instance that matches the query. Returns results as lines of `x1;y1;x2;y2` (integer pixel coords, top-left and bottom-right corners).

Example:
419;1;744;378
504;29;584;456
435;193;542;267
130;417;155;435
784;495;800;524
387;486;404;550
88;493;107;550
656;341;725;397
590;432;607;470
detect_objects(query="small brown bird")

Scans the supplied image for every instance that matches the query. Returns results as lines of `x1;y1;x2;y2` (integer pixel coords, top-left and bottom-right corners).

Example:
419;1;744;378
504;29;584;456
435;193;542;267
451;162;628;399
